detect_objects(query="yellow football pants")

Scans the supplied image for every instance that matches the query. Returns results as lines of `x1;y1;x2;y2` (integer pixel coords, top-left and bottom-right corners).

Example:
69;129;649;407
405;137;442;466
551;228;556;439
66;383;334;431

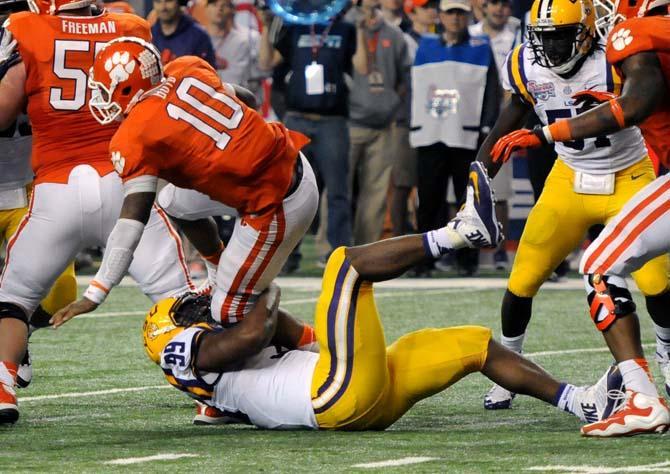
509;157;670;298
0;189;76;316
311;247;492;430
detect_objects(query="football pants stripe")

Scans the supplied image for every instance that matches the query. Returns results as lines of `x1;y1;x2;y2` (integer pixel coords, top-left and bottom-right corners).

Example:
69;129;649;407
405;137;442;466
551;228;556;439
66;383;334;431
312;259;362;413
582;177;670;273
154;204;196;292
0;189;34;287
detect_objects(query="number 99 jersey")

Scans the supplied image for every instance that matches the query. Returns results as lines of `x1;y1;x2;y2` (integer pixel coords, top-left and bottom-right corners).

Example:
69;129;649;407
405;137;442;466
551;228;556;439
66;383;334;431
502;42;647;174
4;10;151;184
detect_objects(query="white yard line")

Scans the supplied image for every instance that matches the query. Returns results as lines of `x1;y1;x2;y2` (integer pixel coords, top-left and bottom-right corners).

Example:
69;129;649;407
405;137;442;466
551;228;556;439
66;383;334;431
78;275;605;291
526;343;654;358
352;457;440;469
21;385;170;403
77;288;470;320
525;461;670;473
103;453;200;465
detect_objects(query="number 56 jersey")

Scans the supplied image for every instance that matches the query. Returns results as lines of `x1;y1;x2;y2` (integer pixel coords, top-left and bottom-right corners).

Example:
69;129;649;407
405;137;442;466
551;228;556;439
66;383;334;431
5;11;151;184
502;42;647;174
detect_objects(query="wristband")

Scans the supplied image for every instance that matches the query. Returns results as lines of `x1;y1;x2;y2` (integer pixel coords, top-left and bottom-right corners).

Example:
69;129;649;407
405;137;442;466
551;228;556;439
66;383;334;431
544;120;573;144
608;98;626;129
83;280;109;305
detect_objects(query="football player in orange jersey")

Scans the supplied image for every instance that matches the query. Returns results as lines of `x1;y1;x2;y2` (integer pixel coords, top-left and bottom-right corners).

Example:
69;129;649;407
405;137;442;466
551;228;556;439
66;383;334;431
0;0;198;424
489;0;670;436
52;36;321;330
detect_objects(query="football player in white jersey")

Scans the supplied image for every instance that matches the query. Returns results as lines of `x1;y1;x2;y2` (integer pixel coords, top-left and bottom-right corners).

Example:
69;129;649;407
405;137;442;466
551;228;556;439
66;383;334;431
141;163;625;432
474;0;670;413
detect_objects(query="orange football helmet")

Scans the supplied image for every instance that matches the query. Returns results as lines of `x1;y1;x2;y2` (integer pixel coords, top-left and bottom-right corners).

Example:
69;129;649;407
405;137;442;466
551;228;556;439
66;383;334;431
595;0;670;37
88;36;163;125
27;0;92;15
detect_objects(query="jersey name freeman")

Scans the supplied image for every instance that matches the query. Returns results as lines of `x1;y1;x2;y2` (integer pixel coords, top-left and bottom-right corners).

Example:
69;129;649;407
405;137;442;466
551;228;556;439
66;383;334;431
61;19;117;35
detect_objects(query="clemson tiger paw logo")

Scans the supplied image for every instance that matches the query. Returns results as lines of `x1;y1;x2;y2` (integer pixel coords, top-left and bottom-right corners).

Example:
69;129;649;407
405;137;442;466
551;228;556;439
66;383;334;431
611;29;633;51
104;51;136;83
111;151;125;174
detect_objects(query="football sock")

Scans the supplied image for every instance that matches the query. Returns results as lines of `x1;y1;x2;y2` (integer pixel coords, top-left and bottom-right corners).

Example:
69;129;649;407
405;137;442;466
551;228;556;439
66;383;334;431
618;358;658;397
500;333;525;354
0;361;17;388
654;323;670;360
554;383;578;413
422;227;464;258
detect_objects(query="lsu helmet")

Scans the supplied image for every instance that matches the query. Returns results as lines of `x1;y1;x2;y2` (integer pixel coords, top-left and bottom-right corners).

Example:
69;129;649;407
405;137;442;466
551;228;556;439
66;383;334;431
528;0;597;75
27;0;92;15
594;0;670;38
88;36;163;125
142;293;215;364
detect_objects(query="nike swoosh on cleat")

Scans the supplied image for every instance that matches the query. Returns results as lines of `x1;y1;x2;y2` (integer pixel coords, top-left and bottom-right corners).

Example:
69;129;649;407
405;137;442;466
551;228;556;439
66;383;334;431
631;173;645;180
469;171;480;203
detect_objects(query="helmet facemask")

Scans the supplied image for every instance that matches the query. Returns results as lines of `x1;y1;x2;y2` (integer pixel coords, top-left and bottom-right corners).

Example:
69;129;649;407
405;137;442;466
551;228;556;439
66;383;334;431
528;23;593;75
593;0;626;38
88;74;123;125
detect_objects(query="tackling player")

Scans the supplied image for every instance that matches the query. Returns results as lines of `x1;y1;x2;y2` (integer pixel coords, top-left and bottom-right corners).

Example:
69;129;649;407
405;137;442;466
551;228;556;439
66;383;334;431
472;0;670;421
52;38;319;329
490;0;670;436
0;0;196;424
142;163;626;432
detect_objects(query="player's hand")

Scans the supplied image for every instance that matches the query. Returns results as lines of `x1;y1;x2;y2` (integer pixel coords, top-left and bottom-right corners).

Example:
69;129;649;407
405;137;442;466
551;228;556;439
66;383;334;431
0;27;21;81
572;90;617;107
50;298;99;328
491;128;544;163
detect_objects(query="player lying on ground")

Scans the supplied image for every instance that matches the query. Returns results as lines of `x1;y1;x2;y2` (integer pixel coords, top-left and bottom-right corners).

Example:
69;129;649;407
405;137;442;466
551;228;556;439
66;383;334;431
141;162;625;431
488;0;670;437
472;0;670;413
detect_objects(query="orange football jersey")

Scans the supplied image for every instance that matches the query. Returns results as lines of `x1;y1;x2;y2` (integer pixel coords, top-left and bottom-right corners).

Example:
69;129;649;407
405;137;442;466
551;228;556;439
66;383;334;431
607;16;670;167
6;11;151;184
110;56;309;229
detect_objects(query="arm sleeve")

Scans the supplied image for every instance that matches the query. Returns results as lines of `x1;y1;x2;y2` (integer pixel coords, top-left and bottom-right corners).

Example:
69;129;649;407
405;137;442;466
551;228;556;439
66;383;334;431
83;218;146;304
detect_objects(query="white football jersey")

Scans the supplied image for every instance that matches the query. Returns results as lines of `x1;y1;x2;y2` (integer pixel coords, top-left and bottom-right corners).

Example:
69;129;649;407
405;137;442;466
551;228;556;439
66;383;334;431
161;327;319;430
501;42;647;174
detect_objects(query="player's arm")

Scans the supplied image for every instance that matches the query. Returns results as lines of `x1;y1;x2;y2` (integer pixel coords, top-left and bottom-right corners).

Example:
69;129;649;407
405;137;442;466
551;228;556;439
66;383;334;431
195;284;280;372
546;52;665;141
492;52;666;162
475;93;531;177
0;62;26;130
50;178;158;327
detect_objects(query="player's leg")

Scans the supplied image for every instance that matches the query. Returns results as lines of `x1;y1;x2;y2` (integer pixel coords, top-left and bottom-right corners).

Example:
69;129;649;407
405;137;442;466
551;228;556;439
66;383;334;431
579;174;670;436
607;157;670;395
211;154;319;324
346;161;502;282
487;159;592;409
0;182;83;423
126;203;196;302
309;247;391;430
157;185;238;287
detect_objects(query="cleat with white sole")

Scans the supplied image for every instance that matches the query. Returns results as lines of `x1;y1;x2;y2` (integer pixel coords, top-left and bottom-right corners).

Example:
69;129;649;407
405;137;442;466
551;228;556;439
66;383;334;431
581;390;670;437
484;384;515;410
573;365;626;423
448;161;503;249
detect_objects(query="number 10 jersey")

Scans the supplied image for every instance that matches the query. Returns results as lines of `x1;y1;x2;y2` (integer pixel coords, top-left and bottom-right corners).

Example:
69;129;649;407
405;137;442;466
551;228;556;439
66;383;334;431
502;42;647;174
6;10;151;184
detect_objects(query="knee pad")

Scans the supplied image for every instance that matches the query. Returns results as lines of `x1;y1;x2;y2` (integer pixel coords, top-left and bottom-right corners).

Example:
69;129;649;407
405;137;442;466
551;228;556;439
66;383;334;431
0;302;29;327
585;274;636;331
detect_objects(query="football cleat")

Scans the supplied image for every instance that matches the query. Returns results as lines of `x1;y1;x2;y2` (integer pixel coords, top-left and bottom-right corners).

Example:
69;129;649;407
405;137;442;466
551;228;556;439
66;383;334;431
448;161;503;249
193;402;239;425
0;382;18;424
572;365;626;423
16;348;32;389
581;390;670;437
655;352;670;397
484;384;515;410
